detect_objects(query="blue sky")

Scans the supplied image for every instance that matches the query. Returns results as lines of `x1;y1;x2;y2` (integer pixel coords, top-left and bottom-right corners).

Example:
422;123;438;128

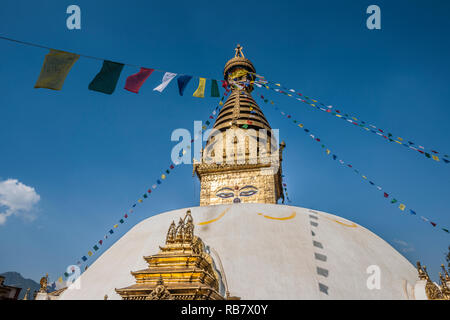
0;0;449;284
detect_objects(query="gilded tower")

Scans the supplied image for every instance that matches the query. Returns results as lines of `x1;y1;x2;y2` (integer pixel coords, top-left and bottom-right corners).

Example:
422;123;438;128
194;45;285;206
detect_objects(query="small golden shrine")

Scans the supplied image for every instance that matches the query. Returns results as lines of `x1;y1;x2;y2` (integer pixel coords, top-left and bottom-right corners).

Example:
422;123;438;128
416;261;450;300
115;210;224;300
194;45;285;206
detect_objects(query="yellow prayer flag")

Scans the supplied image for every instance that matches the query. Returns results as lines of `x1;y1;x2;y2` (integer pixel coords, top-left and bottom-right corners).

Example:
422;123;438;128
58;277;63;283
114;224;118;228
88;251;93;256
288;94;292;97
362;175;367;179
336;115;342;118
312;99;317;102
161;174;166;179
432;155;439;161
275;83;281;87
326;149;330;155
138;199;143;203
219;101;223;106
298;124;304;128
398;137;403;141
193;78;206;98
399;204;406;211
310;104;316;107
34;49;80;90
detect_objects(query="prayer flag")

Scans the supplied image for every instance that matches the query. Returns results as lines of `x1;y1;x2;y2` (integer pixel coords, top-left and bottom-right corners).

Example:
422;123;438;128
193;78;206;98
93;245;99;251
124;67;154;93
153;72;177;92
430;221;436;227
34;49;80;90
442;228;449;233
99;240;103;245
211;79;220;97
384;192;389;198
64;272;69;277
177;75;192;96
391;199;398;204
58;277;63;283
399;204;406;211
432;155;439;161
109;229;114;234
409;209;416;215
89;60;124;94
82;256;87;262
119;219;124;224
114;224;118;228
88;251;93;257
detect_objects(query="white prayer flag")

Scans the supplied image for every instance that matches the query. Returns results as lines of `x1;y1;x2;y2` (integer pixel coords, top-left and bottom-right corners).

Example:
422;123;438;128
153;72;177;92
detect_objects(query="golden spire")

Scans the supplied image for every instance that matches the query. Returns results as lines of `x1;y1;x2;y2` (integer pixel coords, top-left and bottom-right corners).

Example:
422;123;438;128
193;45;285;206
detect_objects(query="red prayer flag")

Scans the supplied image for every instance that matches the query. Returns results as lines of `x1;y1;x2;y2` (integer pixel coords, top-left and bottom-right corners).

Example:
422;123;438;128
124;68;154;93
99;240;103;245
124;214;128;218
430;221;436;227
147;189;152;193
384;192;389;198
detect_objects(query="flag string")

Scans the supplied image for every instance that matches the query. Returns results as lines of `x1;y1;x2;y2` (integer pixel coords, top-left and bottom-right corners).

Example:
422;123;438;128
246;91;449;235
250;75;449;165
0;34;223;82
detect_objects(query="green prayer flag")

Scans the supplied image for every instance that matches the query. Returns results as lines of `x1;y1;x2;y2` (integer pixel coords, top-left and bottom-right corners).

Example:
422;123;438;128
211;79;220;97
391;199;398;204
442;228;449;233
425;153;431;158
88;60;124;94
119;219;124;224
143;194;148;198
93;245;99;251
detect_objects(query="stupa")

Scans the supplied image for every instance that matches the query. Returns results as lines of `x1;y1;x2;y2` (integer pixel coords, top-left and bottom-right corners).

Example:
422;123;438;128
55;45;448;300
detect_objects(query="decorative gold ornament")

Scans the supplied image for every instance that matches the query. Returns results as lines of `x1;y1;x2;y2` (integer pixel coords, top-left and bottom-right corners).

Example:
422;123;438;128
416;261;449;300
39;273;48;293
115;209;225;300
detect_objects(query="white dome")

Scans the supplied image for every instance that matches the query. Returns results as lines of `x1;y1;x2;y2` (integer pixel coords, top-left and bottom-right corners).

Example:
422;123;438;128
59;203;418;300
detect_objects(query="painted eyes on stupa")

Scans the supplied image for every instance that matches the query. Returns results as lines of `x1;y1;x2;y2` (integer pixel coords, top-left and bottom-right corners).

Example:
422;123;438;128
238;186;258;197
216;187;235;199
215;186;258;199
216;191;235;199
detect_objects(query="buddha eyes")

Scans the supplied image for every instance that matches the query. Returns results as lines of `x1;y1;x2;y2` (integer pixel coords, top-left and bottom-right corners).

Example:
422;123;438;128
239;190;257;197
216;192;234;199
215;186;258;199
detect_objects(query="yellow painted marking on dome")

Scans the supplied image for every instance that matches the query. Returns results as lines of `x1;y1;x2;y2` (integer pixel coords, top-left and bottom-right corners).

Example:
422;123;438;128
197;208;230;225
318;213;357;228
256;211;296;221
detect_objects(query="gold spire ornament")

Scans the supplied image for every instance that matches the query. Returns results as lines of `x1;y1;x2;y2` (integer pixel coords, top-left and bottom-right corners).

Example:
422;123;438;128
115;210;225;300
194;45;285;206
416;261;449;300
39;273;48;293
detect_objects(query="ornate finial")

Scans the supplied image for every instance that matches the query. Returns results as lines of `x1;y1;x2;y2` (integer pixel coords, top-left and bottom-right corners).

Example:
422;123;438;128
441;264;450;281
417;261;428;280
39;273;49;292
175;217;185;241
23;288;30;300
166;220;176;244
183;209;195;242
234;44;244;58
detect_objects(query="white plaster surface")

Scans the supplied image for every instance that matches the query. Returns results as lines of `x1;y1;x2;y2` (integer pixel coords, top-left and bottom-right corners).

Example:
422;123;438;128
59;203;418;300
